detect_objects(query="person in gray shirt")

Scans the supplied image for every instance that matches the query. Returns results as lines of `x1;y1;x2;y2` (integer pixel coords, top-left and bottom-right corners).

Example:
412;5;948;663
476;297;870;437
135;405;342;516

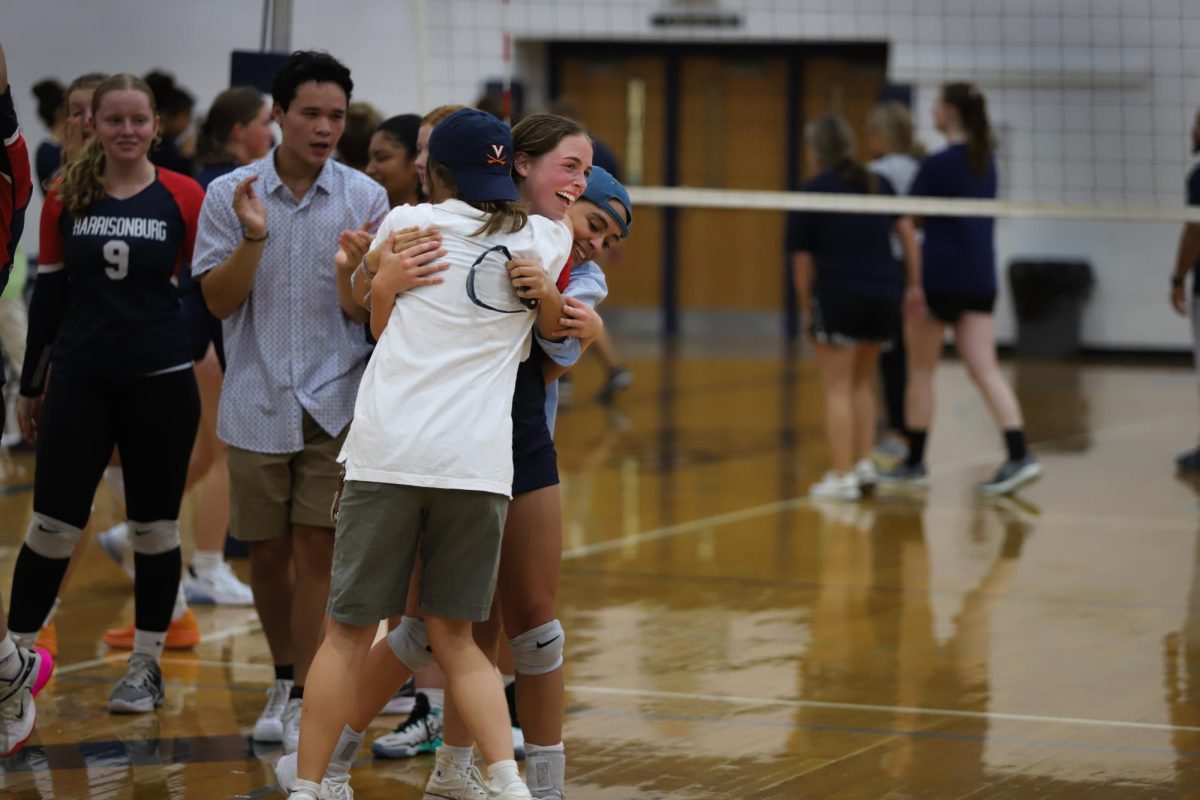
192;51;387;757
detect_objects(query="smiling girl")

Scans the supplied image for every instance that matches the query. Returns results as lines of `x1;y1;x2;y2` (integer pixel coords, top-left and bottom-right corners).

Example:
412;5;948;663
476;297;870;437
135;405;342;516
12;73;204;714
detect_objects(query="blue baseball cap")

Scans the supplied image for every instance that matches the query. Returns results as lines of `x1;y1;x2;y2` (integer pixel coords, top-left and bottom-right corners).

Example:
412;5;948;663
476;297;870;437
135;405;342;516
580;166;632;238
428;109;519;202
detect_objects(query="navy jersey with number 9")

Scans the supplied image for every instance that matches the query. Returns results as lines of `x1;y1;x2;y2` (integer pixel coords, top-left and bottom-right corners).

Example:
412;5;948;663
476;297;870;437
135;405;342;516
25;169;204;389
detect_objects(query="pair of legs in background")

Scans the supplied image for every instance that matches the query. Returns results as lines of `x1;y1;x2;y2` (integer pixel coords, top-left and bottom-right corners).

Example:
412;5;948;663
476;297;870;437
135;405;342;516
812;340;885;501
32;344;249;659
896;298;1040;493
808;292;892;501
288;481;530;800
231;412;343;752
9;369;198;712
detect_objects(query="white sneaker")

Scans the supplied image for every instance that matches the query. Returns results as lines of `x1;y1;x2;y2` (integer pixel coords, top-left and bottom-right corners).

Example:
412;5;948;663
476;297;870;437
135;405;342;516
0;646;53;757
275;751;355;800
491;781;534;800
184;561;254;606
97;522;135;579
809;471;860;501
282;696;303;753
422;754;489;800
853;458;878;488
253;679;293;742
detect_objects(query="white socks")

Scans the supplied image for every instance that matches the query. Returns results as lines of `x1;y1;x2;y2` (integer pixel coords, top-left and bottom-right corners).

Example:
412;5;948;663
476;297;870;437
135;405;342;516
488;759;522;792
288;778;322;799
132;629;165;661
190;550;223;576
526;742;566;795
9;631;37;650
439;743;474;769
172;584;188;621
326;724;363;778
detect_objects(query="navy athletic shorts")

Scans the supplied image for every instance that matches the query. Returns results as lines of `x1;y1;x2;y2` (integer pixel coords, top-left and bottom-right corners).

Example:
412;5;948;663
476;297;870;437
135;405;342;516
511;344;559;496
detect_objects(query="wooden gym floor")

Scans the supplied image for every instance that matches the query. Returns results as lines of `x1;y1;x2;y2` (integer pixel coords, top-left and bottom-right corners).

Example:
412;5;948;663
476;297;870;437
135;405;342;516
0;337;1198;799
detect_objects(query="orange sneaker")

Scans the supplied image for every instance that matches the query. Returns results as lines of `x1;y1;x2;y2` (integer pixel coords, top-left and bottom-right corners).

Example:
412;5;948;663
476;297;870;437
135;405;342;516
35;620;58;659
102;608;202;651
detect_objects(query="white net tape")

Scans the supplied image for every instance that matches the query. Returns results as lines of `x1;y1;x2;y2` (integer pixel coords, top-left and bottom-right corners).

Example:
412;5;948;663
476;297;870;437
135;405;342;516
626;186;1200;224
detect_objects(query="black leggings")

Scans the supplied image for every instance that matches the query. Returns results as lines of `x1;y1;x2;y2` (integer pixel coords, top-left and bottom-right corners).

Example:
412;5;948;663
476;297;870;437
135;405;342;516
33;369;200;527
9;369;199;635
879;301;907;437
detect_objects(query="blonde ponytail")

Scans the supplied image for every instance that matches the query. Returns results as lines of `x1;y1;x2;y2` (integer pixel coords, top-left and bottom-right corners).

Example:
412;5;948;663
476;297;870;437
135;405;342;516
58;136;107;215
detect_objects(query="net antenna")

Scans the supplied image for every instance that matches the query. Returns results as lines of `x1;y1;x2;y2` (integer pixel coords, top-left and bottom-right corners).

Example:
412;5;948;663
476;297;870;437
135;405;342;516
501;0;513;124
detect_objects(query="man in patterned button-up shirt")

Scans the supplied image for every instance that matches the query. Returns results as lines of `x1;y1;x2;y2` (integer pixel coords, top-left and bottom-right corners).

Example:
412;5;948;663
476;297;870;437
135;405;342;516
192;51;388;751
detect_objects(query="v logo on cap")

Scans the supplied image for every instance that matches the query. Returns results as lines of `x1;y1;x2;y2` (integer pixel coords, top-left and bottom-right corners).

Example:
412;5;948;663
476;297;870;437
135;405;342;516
486;144;507;166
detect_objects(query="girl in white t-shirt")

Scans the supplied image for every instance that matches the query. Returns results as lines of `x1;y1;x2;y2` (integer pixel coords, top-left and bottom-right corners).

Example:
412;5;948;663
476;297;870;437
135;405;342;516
286;109;571;800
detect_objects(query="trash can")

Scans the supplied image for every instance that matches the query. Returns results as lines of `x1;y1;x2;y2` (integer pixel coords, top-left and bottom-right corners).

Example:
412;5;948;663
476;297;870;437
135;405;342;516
1007;259;1094;359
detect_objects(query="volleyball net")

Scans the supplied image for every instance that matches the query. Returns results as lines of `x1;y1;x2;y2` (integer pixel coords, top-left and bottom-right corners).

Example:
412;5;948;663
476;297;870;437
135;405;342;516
435;0;1200;347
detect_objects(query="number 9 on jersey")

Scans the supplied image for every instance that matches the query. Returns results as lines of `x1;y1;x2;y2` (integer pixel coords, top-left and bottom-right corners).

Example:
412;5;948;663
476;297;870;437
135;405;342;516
103;239;130;280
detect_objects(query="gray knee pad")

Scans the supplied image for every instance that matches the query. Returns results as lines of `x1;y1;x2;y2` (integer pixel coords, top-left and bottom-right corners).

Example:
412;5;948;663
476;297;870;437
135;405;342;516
509;619;565;677
24;513;83;560
128;519;181;555
386;616;435;673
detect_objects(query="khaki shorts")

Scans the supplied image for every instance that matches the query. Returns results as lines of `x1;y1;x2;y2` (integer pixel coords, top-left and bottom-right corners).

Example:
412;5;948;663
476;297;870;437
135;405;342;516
227;413;347;541
328;480;508;626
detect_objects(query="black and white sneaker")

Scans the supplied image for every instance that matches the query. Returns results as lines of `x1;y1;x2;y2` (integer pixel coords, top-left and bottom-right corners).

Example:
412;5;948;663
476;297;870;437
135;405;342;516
372;691;442;758
876;463;929;490
381;676;417;715
108;654;164;714
978;456;1042;496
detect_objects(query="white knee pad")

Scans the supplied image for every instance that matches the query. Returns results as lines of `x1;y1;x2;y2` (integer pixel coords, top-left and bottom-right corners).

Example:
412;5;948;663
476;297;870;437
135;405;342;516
387;616;435;673
509;619;565;677
25;513;83;559
128;519;181;555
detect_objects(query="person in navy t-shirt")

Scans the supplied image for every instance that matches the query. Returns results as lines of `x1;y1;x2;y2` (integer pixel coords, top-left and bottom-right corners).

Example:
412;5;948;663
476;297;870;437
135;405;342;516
788;114;919;500
879;83;1041;496
11;74;203;716
1171;108;1200;471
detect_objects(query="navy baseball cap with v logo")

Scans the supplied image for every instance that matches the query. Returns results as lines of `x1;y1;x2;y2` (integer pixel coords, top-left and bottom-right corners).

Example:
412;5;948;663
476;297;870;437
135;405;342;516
428;108;519;203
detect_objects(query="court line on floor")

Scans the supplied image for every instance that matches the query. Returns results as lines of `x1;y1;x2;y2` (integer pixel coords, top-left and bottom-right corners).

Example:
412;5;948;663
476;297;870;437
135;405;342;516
567;684;1200;734
55;620;264;676
564;414;1197;561
562;496;811;559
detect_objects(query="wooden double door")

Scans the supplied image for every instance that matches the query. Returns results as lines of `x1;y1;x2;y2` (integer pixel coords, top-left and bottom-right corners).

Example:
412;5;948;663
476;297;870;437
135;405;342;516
553;45;887;329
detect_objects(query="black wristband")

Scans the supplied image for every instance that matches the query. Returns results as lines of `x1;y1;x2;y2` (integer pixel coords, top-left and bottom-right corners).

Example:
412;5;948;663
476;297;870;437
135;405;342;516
243;230;269;243
1172;275;1186;289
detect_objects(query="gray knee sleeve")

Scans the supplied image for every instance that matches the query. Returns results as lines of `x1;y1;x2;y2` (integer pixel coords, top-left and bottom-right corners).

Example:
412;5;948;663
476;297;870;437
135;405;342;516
386;616;435;672
25;513;83;559
509;619;565;676
128;519;181;555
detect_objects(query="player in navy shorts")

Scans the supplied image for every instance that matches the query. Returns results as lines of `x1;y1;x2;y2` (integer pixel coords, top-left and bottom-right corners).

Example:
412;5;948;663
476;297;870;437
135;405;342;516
11;74;203;714
879;83;1041;496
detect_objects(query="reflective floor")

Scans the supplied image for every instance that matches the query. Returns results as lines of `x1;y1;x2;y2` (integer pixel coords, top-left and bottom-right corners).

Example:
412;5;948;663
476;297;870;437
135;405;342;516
1;338;1199;798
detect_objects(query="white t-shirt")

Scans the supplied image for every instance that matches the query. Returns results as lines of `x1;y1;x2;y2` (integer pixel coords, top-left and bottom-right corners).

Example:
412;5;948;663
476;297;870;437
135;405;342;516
340;199;572;496
870;153;921;260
